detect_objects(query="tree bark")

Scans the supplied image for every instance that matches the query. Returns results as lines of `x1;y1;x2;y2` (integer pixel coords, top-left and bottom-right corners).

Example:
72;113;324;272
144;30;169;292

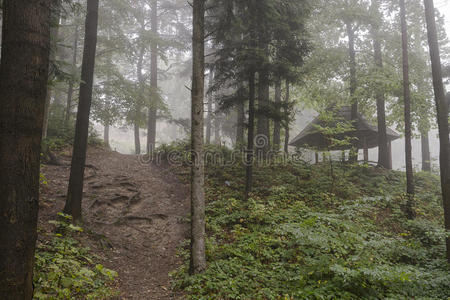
189;0;206;275
236;88;245;147
104;124;110;148
65;24;79;127
257;69;271;154
273;78;281;151
371;0;390;169
134;123;141;155
64;0;99;221
206;71;213;144
346;21;358;162
423;0;450;262
135;42;145;155
284;80;291;154
0;0;52;297
421;131;431;172
147;0;158;154
400;0;415;220
246;71;256;198
214;103;221;145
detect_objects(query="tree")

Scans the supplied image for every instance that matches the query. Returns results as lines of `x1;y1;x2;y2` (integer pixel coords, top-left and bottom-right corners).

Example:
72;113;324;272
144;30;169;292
147;0;158;154
421;131;431;171
371;0;390;169
64;0;99;221
423;0;450;262
190;0;207;274
246;72;256;198
0;0;52;297
42;0;62;140
273;78;282;150
400;0;415;220
65;23;80;127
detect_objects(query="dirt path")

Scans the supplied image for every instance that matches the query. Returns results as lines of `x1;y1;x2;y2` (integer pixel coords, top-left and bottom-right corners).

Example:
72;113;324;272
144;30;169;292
40;148;189;299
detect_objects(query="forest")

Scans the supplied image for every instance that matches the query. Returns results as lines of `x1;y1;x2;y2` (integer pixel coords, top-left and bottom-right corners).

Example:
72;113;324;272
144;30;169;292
1;0;450;299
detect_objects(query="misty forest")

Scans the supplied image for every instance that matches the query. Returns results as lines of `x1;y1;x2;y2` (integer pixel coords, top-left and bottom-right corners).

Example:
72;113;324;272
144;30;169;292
2;0;450;299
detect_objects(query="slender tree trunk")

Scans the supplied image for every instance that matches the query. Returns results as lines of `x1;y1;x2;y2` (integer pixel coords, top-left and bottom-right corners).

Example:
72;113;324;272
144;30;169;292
42;0;62;139
134;123;141;155
257;69;271;153
214;104;221;145
206;71;213;144
346;21;358;162
135;43;145;155
246;71;256;198
104;124;110;148
189;0;206;275
65;24;79;127
400;0;415;220
273;78;281;151
423;0;450;262
371;0;390;169
284;80;290;154
421;131;431;172
0;0;52;297
236;88;245;147
147;0;158;154
64;0;99;221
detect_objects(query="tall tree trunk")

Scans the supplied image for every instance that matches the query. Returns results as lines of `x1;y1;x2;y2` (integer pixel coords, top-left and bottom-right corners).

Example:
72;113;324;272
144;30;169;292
64;0;99;221
214;104;221;145
273;78;281;151
147;0;158;154
65;24;79;127
371;0;390;169
236;87;245;147
257;69;271;154
206;71;213;144
400;0;415;220
135;43;145;155
346;21;358;162
0;0;52;297
104;124;110;148
284;80;290;154
423;0;450;262
42;0;62;139
421;131;431;172
190;0;206;275
246;71;256;198
134;123;141;155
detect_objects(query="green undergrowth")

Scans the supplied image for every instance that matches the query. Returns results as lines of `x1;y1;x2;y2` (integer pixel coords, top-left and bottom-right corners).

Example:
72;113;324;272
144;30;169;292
34;213;118;299
173;156;450;299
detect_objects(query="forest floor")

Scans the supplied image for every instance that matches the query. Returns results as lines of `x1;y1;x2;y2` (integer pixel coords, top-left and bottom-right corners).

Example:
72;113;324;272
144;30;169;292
39;147;189;299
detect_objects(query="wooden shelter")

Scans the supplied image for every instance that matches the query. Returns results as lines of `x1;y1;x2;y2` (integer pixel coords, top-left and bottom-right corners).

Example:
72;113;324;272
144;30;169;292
290;106;400;164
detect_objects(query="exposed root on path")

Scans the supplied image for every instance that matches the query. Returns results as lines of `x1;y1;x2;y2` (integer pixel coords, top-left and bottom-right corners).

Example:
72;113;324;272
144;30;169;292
40;148;189;299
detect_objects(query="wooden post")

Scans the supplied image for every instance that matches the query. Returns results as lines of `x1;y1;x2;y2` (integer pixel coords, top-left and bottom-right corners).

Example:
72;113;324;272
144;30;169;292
315;152;319;164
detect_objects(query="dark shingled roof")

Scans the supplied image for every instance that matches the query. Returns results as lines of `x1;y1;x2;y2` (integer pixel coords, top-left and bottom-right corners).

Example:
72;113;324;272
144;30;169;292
289;106;400;150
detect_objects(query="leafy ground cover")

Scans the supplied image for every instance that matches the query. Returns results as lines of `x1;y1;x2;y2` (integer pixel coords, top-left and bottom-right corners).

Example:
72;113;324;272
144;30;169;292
34;213;118;299
173;154;450;299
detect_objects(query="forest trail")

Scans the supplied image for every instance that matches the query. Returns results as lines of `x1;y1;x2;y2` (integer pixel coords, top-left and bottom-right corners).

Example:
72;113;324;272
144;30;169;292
40;148;189;299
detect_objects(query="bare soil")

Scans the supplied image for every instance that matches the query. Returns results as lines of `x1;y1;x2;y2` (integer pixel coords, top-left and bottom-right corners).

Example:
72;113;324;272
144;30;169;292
39;147;190;299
